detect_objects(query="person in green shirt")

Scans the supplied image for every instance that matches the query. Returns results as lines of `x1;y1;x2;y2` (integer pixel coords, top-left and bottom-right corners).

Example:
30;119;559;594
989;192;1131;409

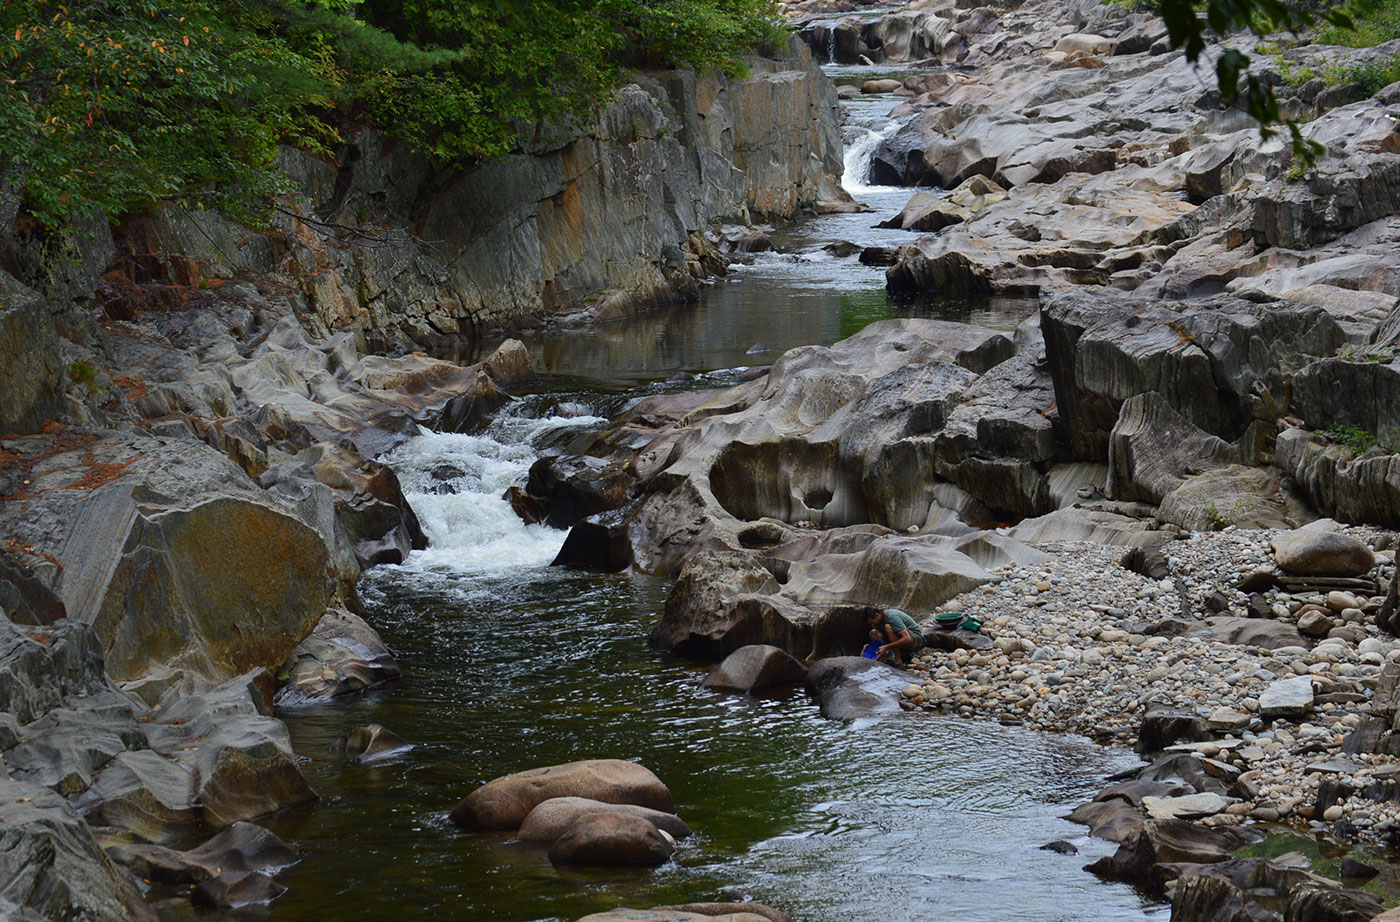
864;608;926;666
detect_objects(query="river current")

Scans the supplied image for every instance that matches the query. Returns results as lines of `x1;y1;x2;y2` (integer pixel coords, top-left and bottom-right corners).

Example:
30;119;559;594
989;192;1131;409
163;70;1171;922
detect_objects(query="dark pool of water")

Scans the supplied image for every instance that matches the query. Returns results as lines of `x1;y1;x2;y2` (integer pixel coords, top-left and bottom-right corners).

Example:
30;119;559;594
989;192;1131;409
157;563;1164;922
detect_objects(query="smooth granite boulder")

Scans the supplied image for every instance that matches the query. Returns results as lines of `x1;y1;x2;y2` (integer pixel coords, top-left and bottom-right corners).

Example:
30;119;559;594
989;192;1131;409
703;645;808;694
277;608;401;703
1272;525;1377;577
547;813;675;867
803;656;907;720
450;760;674;831
519;797;692;843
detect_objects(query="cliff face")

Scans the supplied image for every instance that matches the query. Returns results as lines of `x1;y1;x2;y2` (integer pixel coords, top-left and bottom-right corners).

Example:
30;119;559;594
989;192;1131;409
73;40;844;349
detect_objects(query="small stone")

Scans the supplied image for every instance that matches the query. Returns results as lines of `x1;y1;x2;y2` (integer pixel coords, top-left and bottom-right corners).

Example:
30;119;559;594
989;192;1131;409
1323;805;1345;822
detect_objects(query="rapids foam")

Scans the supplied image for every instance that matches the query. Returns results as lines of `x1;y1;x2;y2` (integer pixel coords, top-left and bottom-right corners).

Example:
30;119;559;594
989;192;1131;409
383;411;605;574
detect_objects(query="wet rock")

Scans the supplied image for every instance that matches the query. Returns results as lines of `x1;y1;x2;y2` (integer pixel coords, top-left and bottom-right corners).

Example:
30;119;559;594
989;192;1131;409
277;608;400;702
702;644;808;694
803;656;906;720
1338;858;1378;881
1284;883;1383;922
518;796;691;843
192;870;286;910
450;759;674;831
1170;870;1275;922
332;724;411;762
1068;798;1147;843
1086;818;1253;891
1273;525;1377;578
1041;840;1079;854
552;516;634;573
548;813;675;867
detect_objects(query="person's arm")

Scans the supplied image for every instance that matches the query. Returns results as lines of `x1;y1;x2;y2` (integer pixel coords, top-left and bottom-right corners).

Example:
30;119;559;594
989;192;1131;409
878;628;911;655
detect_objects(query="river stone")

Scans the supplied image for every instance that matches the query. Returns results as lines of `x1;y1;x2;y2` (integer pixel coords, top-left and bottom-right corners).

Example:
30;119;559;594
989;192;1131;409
547;813;675;867
1272;526;1376;577
1297;609;1337;638
277;608;401;703
1142;793;1230;820
1208;708;1252;732
1206;617;1308;651
1259;676;1315;718
703;645;807;694
450;759;674;831
518;797;692;843
576;910;778;922
802;656;906;720
332;724;411;762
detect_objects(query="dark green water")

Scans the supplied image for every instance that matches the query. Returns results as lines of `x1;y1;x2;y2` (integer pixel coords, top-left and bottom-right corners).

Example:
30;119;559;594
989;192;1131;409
241;562;1162;922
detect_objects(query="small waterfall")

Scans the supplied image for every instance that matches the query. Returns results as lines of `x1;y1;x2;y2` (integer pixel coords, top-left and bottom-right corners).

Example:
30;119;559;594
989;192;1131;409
827;27;836;65
841;119;901;194
381;406;605;574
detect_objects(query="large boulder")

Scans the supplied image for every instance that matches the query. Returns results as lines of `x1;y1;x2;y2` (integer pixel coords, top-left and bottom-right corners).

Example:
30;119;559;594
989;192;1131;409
0;429;335;685
702;645;808;694
519;797;692;843
803;656;906;720
277;608;401;703
450;760;674;831
547;813;675;867
1271;524;1377;577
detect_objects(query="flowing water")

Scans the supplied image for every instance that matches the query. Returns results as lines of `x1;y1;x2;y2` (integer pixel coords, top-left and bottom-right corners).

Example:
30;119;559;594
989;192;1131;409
158;76;1172;922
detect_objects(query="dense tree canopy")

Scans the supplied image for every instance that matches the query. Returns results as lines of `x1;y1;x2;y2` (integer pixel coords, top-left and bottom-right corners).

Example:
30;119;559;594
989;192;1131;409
0;0;785;229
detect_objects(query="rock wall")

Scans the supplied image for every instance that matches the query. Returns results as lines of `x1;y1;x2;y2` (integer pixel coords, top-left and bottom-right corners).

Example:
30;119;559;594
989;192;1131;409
100;40;844;347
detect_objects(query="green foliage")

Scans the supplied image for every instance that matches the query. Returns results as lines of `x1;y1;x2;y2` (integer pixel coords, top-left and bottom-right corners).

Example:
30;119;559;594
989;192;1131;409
1316;0;1400;44
1321;421;1400;453
2;0;787;231
68;360;95;384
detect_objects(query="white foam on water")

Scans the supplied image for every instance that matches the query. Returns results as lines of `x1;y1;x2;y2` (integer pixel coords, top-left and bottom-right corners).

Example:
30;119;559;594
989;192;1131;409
382;412;605;575
842;119;902;195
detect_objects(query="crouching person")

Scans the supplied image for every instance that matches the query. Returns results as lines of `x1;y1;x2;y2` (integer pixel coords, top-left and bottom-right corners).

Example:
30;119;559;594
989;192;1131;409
865;607;925;666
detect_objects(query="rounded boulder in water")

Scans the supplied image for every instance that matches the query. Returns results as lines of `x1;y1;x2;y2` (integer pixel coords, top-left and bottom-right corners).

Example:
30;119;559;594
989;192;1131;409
518;796;691;843
547;813;674;867
449;759;673;831
703;645;807;694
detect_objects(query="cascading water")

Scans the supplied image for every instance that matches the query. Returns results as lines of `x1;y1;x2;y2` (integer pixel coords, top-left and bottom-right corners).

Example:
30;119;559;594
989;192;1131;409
381;401;605;574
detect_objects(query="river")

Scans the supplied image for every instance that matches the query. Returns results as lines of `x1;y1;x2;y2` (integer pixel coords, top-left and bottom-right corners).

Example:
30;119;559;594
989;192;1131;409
161;72;1170;922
